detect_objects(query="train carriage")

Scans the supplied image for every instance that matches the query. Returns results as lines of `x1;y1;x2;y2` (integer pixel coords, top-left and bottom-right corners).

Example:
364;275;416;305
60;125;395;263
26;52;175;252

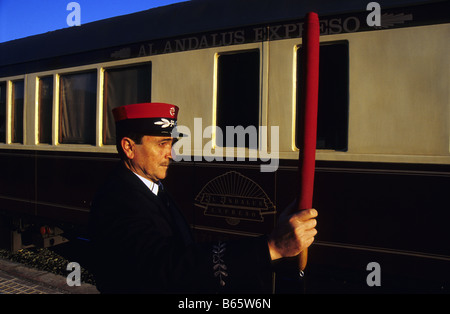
0;0;449;293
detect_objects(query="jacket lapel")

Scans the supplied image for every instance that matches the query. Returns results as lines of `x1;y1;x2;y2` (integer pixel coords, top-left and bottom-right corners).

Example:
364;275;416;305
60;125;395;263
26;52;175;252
115;162;174;223
114;162;192;244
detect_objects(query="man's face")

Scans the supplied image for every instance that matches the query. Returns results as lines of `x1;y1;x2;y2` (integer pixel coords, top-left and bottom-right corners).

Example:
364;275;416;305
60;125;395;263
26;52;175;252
127;136;174;182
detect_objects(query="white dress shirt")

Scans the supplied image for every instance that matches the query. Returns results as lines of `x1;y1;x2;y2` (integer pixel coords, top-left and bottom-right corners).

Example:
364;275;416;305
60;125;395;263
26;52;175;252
133;172;160;196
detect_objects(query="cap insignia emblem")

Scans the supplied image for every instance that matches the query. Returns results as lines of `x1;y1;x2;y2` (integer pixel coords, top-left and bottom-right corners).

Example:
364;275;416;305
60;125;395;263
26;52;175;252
154;118;175;128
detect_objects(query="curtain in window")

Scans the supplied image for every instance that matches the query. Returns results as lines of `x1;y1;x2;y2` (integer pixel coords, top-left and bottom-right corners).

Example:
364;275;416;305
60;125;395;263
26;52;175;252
38;76;53;144
0;82;6;143
11;80;24;144
103;64;151;145
59;72;97;144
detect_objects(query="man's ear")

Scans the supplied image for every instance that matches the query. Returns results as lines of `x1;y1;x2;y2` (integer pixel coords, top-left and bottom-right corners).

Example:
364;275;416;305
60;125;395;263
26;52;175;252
121;137;135;160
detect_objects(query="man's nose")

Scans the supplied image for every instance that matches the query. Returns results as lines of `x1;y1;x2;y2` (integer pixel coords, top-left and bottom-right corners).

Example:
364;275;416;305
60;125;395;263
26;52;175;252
167;145;173;160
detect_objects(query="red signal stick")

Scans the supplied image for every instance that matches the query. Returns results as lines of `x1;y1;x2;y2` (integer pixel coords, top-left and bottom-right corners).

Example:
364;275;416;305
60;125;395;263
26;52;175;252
297;12;320;276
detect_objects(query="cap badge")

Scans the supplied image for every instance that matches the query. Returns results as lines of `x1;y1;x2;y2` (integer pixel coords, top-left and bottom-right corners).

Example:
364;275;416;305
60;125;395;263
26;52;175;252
169;107;176;117
154;118;175;128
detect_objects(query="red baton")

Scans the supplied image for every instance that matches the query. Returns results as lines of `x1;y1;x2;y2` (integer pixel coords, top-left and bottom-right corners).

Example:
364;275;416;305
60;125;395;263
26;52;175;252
297;12;320;276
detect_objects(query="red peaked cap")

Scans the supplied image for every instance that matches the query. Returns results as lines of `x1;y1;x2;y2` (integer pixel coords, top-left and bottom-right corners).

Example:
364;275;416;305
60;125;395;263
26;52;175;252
113;102;179;121
113;103;181;137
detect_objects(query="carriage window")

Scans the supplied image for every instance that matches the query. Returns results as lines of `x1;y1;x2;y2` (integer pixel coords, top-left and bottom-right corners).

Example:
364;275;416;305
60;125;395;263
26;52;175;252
216;50;260;148
11;80;24;144
0;82;6;143
38;76;53;144
296;41;349;151
59;71;97;145
103;63;152;145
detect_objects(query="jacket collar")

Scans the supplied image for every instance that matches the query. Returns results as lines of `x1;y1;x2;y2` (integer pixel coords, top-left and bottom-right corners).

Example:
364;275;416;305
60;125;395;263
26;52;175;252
115;161;163;204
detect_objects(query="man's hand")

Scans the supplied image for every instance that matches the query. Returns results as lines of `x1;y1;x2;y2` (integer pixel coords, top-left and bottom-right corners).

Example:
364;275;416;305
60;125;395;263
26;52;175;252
267;205;318;261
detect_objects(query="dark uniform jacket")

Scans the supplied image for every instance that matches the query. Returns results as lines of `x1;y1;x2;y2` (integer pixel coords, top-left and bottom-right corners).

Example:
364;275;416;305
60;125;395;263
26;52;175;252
89;162;273;294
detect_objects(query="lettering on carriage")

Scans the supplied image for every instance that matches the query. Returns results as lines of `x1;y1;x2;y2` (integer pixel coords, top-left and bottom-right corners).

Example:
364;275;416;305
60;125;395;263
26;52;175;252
253;23;304;41
194;171;276;226
134;16;364;58
162;30;246;54
116;6;414;59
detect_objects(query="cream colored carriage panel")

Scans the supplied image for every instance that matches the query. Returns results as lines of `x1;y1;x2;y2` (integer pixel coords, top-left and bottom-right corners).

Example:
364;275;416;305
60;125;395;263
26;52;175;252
349;24;450;157
152;43;265;158
267;34;350;155
269;24;450;165
266;39;297;154
151;49;215;130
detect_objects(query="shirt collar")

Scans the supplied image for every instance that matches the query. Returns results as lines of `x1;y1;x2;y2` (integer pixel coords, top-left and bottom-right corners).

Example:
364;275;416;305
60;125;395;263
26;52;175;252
133;172;159;196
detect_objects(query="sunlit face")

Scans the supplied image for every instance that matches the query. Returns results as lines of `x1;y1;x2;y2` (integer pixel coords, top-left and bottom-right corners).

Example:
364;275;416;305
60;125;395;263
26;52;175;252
123;136;174;182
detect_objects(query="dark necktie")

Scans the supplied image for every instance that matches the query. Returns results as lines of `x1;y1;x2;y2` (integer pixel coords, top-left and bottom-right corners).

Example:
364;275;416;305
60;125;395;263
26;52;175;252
157;185;170;208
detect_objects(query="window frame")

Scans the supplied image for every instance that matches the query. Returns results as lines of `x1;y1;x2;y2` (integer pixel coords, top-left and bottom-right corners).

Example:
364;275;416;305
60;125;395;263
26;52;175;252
0;81;7;144
213;48;262;151
295;40;349;152
58;70;98;145
0;76;26;145
0;59;155;152
102;62;152;146
37;75;54;145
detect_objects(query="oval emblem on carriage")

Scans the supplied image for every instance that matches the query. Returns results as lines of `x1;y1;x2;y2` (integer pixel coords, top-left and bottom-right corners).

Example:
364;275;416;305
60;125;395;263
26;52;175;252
194;171;276;226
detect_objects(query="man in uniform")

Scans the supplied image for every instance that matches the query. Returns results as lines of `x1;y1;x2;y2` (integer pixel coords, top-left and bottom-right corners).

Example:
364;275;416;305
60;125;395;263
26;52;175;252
89;102;317;293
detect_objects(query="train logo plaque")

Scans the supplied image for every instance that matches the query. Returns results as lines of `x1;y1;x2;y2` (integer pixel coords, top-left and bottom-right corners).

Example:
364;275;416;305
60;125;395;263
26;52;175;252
195;171;276;226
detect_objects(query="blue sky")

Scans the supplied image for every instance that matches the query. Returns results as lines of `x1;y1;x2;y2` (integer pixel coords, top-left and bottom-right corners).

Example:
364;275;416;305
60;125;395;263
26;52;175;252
0;0;187;43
